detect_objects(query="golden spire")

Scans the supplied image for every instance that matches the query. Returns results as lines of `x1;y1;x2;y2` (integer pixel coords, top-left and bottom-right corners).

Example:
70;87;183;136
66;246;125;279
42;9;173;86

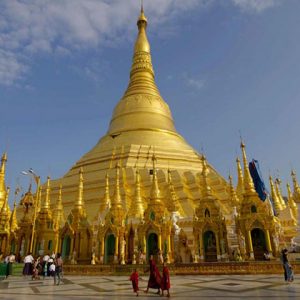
0;152;7;206
269;176;282;212
75;168;84;209
108;7;177;136
41;176;51;211
56;184;63;210
240;142;256;195
236;157;244;198
130;168;145;217
112;162;123;210
274;178;286;209
1;186;10;214
168;168;180;212
53;184;64;228
201;155;213;199
291;170;300;202
10;198;18;232
287;182;298;218
229;175;239;207
150;154;161;202
104;172;111;209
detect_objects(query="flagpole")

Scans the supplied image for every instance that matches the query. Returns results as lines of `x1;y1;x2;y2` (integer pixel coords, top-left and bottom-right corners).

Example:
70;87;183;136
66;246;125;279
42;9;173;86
30;176;40;253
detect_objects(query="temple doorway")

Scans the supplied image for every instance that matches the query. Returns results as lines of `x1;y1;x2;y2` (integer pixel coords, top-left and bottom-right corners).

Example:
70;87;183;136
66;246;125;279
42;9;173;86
62;235;71;259
147;233;158;260
128;228;135;264
251;228;266;260
105;234;115;264
203;230;217;262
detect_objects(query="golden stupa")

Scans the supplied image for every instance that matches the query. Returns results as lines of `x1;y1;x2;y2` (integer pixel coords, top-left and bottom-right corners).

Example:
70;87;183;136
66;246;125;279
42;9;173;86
0;8;299;264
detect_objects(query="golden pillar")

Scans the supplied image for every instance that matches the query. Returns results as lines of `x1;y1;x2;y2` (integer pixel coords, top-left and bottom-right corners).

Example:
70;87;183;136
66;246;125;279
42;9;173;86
247;230;254;260
158;233;162;251
265;229;273;255
115;235;119;256
101;237;105;256
143;235;146;255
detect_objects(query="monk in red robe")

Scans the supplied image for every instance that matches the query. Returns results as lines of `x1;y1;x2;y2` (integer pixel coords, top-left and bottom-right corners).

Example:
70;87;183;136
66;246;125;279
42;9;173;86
144;255;161;294
161;262;170;297
130;269;139;296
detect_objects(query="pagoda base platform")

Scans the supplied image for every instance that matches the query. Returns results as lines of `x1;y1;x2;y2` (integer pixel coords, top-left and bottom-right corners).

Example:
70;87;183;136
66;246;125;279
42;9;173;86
63;261;300;276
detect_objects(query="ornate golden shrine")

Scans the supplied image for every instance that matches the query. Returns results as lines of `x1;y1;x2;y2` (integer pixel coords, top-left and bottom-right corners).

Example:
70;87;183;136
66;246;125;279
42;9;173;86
0;8;299;264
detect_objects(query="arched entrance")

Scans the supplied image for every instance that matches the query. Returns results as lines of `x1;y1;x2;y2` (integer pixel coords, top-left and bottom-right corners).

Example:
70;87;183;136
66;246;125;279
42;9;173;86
251;228;266;260
105;234;115;264
128;228;135;264
203;230;217;262
147;233;158;260
62;235;71;259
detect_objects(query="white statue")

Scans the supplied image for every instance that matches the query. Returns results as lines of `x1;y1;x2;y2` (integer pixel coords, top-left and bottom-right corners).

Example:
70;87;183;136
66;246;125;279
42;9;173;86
171;212;181;235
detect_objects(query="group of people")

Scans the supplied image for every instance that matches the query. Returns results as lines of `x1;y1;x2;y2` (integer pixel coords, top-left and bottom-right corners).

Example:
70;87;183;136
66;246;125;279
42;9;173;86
22;252;63;285
130;255;170;297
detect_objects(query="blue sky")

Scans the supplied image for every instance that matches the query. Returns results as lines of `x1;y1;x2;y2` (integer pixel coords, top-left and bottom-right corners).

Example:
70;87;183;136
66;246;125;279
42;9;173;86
1;0;300;206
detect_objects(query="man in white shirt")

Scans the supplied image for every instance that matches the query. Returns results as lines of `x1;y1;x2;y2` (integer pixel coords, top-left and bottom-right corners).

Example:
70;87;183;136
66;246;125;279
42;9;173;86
23;252;34;276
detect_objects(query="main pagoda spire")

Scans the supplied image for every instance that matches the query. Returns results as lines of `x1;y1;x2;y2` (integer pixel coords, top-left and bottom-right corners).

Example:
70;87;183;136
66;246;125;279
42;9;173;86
108;6;177;136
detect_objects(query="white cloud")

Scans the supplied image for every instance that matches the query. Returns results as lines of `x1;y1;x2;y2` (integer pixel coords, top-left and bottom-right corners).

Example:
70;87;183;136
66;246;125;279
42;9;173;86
183;73;205;90
0;0;279;86
231;0;280;13
0;49;27;86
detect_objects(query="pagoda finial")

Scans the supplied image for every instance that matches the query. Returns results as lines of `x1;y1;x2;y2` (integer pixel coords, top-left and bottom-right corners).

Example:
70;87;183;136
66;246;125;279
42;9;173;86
10;197;18;232
0;152;7;174
130;5;153;79
75;168;84;209
240;142;256;195
168;169;180;212
229;175;239;207
236;157;244;198
291;170;300;202
150;153;161;201
269;176;282;212
104;172;111;209
41;176;51;211
130;167;145;217
274;178;286;209
287;182;298;218
112;162;123;209
1;186;10;214
0;152;7;206
201;155;212;199
57;184;63;208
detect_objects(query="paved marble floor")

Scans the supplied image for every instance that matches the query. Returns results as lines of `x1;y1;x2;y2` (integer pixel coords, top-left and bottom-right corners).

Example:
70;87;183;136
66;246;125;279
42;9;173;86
0;274;299;299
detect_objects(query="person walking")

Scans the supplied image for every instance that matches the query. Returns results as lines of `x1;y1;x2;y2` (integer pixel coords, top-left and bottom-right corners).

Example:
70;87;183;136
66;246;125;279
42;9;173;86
144;255;161;294
161;262;171;297
281;249;293;283
23;252;34;276
129;268;139;296
54;253;63;285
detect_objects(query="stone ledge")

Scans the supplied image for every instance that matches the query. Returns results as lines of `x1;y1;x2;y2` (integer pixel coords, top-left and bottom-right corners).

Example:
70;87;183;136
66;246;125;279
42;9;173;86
63;261;300;275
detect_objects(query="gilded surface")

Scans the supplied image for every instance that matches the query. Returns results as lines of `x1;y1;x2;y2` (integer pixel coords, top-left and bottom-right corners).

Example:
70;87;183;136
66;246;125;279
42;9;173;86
0;8;299;267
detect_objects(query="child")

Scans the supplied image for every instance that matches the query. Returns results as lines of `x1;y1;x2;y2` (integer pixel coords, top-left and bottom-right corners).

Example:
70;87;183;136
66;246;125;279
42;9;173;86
130;269;139;296
287;264;294;282
161;262;170;297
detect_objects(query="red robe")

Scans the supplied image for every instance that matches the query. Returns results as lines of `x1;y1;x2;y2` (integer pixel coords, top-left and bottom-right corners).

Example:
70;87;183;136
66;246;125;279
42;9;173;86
161;266;170;290
147;259;161;289
130;271;139;292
